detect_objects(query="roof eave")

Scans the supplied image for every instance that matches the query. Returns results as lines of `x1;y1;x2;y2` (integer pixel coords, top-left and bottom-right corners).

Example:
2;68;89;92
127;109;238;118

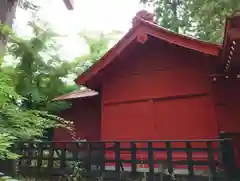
74;24;142;85
75;18;222;87
53;90;98;101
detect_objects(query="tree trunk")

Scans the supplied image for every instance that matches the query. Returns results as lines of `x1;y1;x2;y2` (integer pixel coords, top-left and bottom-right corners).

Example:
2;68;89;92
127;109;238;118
170;0;179;33
0;0;18;53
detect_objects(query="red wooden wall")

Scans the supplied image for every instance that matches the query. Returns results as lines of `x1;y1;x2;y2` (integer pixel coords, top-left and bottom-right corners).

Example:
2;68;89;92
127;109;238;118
212;80;240;167
53;37;240;146
53;96;101;141
212;80;240;133
101;37;219;142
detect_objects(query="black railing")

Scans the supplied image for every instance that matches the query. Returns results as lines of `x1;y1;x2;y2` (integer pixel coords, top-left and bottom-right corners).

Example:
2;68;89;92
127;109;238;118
14;139;236;181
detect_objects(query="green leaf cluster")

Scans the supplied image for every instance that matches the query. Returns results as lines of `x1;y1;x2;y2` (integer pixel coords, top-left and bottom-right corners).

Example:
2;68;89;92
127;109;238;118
0;20;120;159
0;69;58;159
73;30;122;75
140;0;240;43
0;22;73;159
4;21;74;114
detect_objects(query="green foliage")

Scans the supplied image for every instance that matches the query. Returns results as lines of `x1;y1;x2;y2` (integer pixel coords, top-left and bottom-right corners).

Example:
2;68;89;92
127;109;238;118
67;161;87;181
0;23;74;160
189;0;240;43
0;70;60;159
140;0;240;43
4;21;75;114
140;0;191;33
0;175;19;181
0;20;119;160
73;30;122;75
0;13;121;162
0;134;18;160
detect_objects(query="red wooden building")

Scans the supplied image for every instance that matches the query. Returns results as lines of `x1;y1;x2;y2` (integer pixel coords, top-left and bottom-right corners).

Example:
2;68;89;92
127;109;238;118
53;10;240;171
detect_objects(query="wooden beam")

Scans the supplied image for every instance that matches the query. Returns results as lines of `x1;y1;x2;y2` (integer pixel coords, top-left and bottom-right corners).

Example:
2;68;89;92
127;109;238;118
104;92;208;106
228;28;240;40
209;72;240;81
63;0;73;10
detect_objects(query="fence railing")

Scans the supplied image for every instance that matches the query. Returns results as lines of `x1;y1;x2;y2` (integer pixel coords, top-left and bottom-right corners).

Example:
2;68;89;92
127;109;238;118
14;139;236;181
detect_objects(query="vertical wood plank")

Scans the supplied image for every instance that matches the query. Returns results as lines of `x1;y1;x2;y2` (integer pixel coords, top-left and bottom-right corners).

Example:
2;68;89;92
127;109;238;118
72;142;79;160
47;142;54;173
115;142;121;181
131;142;137;174
26;143;33;167
37;142;43;169
60;144;66;169
186;142;194;177
99;142;105;175
207;141;217;181
148;142;154;181
166;142;173;175
86;142;92;173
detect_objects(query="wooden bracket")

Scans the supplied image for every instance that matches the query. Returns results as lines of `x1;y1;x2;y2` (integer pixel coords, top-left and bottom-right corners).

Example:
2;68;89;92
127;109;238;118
136;33;148;44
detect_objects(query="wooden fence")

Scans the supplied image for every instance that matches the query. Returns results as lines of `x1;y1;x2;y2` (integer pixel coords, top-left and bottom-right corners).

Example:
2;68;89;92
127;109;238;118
11;139;237;180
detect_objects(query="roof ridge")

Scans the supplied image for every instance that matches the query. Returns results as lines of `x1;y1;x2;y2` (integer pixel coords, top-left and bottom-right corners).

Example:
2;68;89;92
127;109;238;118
74;10;222;87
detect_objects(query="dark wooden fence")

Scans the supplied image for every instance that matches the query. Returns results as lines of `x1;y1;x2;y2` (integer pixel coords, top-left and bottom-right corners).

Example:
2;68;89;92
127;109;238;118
11;139;237;180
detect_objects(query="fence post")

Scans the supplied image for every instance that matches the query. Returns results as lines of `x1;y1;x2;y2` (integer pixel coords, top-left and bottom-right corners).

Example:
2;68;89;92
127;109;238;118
47;142;54;175
37;142;43;170
114;142;121;181
166;142;173;175
207;141;217;181
220;137;237;178
186;142;194;177
0;159;16;177
86;142;92;173
148;142;154;181
131;142;137;178
99;142;105;177
60;144;66;169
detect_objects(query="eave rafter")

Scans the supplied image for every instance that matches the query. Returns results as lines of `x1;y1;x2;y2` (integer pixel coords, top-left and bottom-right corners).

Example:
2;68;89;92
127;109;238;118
212;11;240;81
224;40;237;73
210;73;240;82
136;33;148;44
75;10;221;87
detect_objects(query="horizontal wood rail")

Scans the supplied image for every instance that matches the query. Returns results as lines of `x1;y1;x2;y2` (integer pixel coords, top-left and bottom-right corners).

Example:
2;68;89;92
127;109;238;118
16;138;229;143
104;92;209;106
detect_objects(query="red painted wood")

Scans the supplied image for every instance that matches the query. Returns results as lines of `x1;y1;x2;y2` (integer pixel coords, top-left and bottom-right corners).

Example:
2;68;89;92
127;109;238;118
152;96;218;140
53;97;101;141
212;80;240;133
75;17;220;87
54;12;240;164
101;38;219;144
102;101;154;141
140;24;220;55
232;135;240;168
74;27;142;86
136;33;148;44
102;40;213;104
